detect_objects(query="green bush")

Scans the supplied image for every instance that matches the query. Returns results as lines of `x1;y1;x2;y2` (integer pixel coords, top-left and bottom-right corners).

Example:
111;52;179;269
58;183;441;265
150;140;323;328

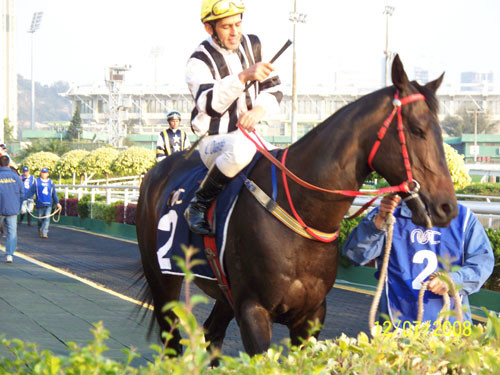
485;228;500;291
457;183;500;196
92;202;117;225
77;195;92;219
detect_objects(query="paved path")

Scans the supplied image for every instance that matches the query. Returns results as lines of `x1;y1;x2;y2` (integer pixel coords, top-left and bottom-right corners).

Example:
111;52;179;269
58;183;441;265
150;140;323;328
0;222;374;363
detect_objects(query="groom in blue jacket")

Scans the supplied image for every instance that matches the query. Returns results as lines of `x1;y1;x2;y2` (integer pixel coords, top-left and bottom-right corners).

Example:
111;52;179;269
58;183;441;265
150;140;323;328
0;155;24;263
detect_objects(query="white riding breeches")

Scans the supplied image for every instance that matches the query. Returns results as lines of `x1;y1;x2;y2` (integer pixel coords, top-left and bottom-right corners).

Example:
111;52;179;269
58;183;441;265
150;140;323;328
198;129;275;178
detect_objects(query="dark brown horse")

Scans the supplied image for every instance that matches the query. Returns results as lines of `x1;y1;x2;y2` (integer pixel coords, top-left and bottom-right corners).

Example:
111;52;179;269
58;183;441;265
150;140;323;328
136;55;457;356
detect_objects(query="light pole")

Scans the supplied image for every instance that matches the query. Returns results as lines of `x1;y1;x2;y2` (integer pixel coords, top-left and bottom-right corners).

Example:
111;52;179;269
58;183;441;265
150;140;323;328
28;12;43;131
467;95;485;163
383;5;394;87
289;0;307;143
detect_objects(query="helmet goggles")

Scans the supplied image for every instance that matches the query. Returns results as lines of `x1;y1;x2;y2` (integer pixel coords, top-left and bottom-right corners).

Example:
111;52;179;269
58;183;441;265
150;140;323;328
202;0;245;22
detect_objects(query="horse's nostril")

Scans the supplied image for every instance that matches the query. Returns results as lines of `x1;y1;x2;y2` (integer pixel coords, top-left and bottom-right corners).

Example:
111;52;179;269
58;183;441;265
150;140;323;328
442;203;451;213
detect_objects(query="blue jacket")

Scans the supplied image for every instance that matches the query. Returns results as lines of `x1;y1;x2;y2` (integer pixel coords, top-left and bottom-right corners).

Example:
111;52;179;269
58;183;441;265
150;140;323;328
343;203;494;325
21;174;35;195
24;177;60;208
0;166;24;216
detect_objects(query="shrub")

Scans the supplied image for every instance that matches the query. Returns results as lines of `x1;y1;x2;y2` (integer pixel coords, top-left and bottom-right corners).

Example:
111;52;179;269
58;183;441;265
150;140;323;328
457;183;500;196
77;195;92;219
60;198;78;216
126;204;136;225
92;202;117;225
114;203;136;225
485;228;500;291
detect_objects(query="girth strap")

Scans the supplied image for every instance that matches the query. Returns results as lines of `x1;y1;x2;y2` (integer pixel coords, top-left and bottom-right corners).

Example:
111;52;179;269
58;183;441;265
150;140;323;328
244;179;340;242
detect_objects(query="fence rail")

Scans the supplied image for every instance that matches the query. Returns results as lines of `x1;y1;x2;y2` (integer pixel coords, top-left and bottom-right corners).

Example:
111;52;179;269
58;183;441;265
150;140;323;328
56;184;500;229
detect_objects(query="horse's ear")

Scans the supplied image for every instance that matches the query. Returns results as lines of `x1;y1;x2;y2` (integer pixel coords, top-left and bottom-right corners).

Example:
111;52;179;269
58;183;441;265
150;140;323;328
391;54;410;91
424;72;445;93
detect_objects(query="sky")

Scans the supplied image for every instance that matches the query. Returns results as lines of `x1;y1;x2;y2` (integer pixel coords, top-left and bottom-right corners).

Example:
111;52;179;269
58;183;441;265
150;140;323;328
14;0;500;93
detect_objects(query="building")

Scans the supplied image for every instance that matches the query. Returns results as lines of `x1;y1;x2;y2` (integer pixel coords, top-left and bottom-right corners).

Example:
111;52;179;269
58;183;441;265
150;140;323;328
445;134;500;164
0;0;17;141
461;71;495;93
63;82;500;143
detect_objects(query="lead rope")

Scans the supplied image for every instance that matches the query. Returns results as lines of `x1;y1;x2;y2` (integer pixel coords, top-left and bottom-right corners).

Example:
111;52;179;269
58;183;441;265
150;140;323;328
369;213;395;333
369;214;463;334
26;199;62;222
418;274;463;323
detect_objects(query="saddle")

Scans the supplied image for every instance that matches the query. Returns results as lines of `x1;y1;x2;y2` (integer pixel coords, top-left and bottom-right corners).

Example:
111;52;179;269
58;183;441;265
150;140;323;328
156;151;265;282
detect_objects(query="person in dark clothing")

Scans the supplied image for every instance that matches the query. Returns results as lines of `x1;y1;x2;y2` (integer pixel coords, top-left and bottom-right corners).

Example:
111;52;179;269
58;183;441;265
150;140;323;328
0;155;24;263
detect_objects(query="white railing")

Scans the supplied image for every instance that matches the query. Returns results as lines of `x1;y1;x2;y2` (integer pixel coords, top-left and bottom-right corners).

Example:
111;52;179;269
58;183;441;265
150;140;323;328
56;183;500;229
57;184;140;222
351;193;500;229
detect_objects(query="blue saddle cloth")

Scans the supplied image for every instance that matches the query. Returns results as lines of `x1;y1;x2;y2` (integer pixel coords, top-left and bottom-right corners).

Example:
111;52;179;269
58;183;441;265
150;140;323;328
156;153;267;280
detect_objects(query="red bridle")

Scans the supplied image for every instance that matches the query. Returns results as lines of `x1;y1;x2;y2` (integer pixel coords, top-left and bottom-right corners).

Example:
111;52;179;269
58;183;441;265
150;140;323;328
238;90;427;242
367;91;426;184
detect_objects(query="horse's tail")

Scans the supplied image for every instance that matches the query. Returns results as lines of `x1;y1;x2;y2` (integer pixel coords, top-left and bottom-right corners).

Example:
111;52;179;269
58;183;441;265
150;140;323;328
136;151;201;344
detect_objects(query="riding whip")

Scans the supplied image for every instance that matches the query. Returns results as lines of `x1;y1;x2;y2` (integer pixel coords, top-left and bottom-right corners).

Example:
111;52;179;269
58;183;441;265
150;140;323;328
184;39;293;160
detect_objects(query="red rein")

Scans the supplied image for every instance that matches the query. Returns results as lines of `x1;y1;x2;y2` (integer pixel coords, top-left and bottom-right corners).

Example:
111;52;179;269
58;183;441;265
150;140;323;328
238;91;426;242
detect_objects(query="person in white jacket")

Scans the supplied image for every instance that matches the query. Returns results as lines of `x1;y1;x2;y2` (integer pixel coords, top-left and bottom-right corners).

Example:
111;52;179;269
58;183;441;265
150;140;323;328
184;0;282;235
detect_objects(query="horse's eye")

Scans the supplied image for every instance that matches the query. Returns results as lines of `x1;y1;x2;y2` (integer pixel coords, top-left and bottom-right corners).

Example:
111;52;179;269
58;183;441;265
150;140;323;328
412;127;425;139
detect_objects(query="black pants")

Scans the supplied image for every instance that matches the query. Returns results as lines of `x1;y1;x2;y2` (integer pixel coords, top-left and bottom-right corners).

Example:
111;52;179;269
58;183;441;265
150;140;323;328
19;213;32;225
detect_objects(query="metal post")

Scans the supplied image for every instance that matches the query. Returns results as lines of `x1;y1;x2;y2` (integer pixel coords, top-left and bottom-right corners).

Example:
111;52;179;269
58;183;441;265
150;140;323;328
474;107;478;163
289;1;307;143
383;6;394;87
30;33;35;130
28;12;43;131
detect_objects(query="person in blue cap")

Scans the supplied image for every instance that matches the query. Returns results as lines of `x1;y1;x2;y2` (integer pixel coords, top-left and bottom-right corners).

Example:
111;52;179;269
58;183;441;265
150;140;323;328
24;167;62;238
0;155;24;263
19;166;35;226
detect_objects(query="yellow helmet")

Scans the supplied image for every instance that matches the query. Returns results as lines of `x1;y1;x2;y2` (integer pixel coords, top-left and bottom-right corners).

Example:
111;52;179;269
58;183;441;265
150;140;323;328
201;0;245;23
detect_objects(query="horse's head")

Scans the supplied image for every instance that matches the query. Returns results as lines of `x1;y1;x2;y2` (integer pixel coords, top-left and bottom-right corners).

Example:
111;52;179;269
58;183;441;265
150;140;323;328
372;55;457;228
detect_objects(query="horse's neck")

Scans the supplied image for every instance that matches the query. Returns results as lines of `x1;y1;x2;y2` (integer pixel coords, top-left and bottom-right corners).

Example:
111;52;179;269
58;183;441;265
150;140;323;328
282;93;391;227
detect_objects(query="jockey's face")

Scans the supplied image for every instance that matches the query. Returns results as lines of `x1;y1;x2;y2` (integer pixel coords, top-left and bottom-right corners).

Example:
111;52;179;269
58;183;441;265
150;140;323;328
205;14;242;51
23;171;30;177
41;172;49;179
168;118;180;129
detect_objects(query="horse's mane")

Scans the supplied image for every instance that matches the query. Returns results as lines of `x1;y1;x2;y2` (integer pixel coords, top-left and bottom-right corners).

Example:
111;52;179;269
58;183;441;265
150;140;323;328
290;82;439;149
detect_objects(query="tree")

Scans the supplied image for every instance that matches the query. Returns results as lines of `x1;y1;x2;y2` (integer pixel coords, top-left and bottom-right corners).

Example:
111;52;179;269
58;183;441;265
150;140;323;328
22;151;60;176
3;118;14;142
78;146;119;182
440;106;492;136
67;107;81;142
55;149;90;180
111;146;155;176
440;115;463;137
444;143;471;189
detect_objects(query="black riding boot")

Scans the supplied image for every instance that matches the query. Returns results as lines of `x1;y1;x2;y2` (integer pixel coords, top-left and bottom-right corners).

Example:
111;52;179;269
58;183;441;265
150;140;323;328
184;165;231;235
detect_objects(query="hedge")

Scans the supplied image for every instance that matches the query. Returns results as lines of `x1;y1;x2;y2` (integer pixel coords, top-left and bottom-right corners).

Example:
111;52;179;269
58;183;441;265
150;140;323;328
55;198;500;291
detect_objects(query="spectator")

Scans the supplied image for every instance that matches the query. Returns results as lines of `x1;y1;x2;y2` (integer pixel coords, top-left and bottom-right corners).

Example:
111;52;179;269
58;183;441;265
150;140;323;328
0;155;24;263
343;194;494;326
24;167;62;239
19;166;35;226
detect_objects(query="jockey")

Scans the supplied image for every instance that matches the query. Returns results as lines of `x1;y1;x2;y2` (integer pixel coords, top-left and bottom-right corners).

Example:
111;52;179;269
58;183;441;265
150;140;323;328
184;0;283;235
156;110;192;162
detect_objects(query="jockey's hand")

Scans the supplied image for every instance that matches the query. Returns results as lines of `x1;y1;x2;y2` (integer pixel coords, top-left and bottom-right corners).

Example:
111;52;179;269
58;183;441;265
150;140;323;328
238;62;274;84
56;203;62;211
238;106;266;132
374;194;401;230
427;277;449;296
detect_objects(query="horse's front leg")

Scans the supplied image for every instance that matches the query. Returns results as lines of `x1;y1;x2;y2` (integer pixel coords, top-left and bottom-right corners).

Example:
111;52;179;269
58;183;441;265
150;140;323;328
203;299;234;366
288;299;327;346
236;299;273;356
